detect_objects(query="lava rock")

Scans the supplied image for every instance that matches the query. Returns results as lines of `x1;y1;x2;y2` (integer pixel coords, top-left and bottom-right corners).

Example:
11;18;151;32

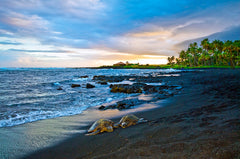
100;98;145;110
86;83;95;88
98;105;106;110
80;75;88;78
110;84;142;93
116;98;144;110
57;87;63;90
97;81;108;85
71;84;81;88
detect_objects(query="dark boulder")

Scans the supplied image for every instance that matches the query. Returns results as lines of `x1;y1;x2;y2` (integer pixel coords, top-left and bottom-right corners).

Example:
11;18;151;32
86;83;95;88
97;80;108;85
98;105;106;110
116;98;144;110
57;87;63;90
99;98;144;110
80;75;88;78
71;84;81;88
93;75;126;82
110;84;142;93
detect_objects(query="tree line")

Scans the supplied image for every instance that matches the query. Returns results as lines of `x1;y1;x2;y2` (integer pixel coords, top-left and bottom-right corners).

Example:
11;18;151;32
168;39;240;68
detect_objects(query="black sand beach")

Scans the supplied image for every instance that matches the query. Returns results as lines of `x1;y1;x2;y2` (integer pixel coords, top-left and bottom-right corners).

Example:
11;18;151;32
22;69;240;159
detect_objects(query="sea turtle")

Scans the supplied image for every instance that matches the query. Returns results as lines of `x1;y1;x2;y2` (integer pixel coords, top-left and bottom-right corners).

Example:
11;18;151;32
114;114;147;128
86;119;114;136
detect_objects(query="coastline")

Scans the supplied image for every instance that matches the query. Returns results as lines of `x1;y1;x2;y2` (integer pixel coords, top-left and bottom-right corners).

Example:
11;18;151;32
21;69;240;159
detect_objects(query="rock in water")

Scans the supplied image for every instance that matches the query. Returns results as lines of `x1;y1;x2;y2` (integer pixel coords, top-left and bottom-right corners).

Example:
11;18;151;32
86;83;95;88
80;75;88;78
98;81;108;85
99;105;106;110
71;84;81;88
57;86;63;90
110;84;143;93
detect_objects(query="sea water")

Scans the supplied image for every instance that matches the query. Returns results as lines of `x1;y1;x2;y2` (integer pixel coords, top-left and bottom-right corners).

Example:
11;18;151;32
0;68;182;128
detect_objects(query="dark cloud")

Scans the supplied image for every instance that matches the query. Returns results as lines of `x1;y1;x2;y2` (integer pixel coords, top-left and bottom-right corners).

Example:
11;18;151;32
175;25;240;50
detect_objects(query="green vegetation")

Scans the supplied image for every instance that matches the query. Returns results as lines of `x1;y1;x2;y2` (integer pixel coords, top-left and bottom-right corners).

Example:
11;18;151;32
171;39;240;69
99;39;240;69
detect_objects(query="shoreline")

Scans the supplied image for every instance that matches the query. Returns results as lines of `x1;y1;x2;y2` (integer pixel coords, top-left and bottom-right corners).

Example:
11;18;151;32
22;69;240;159
1;66;240;70
0;99;166;159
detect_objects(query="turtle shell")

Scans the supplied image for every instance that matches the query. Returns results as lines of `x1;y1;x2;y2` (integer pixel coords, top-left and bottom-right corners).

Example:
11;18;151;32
88;119;114;133
119;114;139;128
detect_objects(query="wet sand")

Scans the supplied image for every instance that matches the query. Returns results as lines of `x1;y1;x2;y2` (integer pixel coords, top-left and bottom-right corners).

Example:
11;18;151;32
22;69;240;159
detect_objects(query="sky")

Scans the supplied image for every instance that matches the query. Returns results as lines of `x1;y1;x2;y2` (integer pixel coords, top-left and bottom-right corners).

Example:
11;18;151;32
0;0;240;67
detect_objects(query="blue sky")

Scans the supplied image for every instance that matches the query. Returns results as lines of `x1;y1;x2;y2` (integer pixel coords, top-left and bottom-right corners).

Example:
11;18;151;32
0;0;239;67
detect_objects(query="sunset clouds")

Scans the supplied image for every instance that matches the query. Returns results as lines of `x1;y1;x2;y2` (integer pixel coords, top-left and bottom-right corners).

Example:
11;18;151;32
0;0;239;67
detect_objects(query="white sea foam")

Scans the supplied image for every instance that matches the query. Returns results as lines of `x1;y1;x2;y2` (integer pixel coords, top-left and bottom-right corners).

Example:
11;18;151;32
72;78;88;82
53;82;60;86
106;97;113;102
0;106;89;127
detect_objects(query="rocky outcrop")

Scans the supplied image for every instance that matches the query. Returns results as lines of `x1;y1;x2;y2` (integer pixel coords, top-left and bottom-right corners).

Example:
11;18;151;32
110;83;145;93
99;98;145;110
92;74;178;83
109;83;180;94
97;80;108;85
71;84;81;88
57;86;63;90
86;83;95;88
80;75;88;78
93;75;126;82
95;73;184;111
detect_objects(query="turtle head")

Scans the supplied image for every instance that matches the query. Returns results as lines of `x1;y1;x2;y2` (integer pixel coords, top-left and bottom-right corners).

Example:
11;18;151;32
113;123;120;128
106;126;113;132
121;122;127;128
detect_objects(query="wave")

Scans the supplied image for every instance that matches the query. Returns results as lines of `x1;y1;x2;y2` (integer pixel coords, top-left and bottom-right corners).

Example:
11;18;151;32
0;106;89;127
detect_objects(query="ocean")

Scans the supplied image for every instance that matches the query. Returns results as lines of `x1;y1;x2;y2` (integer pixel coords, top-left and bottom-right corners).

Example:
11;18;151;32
0;68;181;128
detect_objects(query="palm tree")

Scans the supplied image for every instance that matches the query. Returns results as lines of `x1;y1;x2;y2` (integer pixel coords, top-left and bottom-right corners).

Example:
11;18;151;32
212;40;224;65
176;58;181;65
189;42;199;66
233;40;240;66
223;40;235;68
171;56;175;63
201;38;209;52
176;39;238;68
233;40;240;56
167;56;175;65
179;50;187;65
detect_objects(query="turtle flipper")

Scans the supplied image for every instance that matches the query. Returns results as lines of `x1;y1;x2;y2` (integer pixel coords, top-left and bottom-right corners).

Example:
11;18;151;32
113;122;120;128
85;129;100;136
137;118;148;124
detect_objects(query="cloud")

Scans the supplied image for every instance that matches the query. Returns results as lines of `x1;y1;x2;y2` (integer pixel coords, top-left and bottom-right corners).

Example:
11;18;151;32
8;49;66;53
0;0;240;67
0;29;14;36
0;11;50;37
95;1;240;56
0;41;22;45
0;0;106;21
175;25;240;50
